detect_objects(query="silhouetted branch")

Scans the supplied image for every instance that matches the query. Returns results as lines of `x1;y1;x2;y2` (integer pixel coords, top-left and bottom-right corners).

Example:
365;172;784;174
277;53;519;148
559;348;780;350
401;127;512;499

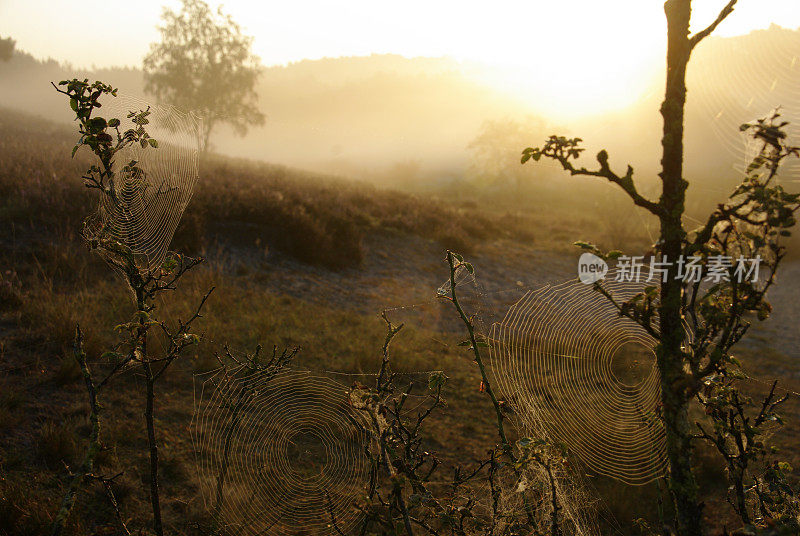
445;251;516;462
690;0;737;49
523;139;663;216
87;471;131;535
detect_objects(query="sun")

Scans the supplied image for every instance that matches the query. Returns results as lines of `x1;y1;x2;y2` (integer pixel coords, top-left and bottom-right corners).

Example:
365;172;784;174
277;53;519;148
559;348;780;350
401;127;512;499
445;0;800;120
458;1;667;119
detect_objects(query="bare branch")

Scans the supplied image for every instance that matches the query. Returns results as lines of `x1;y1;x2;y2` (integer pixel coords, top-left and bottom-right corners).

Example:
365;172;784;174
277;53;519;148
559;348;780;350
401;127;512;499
87;472;131;536
526;139;664;216
51;325;103;536
572;151;664;215
689;0;737;49
445;251;515;463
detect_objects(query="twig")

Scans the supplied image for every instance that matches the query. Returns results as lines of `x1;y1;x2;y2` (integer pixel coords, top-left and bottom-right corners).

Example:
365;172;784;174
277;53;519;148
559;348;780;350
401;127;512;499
445;251;515;463
690;0;738;49
50;325;102;536
87;471;131;535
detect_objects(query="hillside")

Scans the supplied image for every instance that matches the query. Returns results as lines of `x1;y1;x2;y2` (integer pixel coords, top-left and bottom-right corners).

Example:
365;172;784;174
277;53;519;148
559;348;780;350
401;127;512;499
0;25;797;190
0;107;618;535
1;106;800;535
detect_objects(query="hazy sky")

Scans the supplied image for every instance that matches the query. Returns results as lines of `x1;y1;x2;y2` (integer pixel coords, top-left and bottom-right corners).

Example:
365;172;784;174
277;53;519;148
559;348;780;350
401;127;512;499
1;0;797;116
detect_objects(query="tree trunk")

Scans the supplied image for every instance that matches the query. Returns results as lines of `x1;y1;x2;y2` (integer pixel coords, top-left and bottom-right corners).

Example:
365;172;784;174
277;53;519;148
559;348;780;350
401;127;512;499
201;117;214;153
733;466;751;525
658;1;703;534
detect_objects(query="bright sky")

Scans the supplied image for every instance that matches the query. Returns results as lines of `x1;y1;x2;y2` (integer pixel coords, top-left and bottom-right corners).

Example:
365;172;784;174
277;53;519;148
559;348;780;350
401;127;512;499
1;0;797;117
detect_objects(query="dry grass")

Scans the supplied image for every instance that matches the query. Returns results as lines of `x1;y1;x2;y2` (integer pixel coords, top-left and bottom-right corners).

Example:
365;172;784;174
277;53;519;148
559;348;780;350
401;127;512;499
0;387;24;432
35;419;78;469
0;107;795;535
0;107;545;273
0;238;482;534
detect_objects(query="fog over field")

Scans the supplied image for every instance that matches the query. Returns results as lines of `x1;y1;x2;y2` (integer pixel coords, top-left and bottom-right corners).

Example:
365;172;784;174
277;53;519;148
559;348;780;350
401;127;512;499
0;2;799;535
1;25;798;190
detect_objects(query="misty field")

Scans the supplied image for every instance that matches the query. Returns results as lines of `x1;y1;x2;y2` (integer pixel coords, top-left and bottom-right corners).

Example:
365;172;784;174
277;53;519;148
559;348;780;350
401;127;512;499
1;102;799;535
2;1;800;534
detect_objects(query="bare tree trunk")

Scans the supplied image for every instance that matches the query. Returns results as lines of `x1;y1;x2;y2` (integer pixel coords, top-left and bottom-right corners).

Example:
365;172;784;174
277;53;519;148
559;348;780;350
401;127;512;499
202;117;214;153
733;467;750;525
658;1;703;534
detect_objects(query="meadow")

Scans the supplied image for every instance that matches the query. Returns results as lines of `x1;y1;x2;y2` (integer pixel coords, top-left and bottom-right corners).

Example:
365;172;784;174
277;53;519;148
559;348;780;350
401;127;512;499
0;105;798;535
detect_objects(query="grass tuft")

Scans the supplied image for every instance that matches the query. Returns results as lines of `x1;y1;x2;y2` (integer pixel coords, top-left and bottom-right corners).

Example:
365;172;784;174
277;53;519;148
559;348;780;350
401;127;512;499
35;419;78;469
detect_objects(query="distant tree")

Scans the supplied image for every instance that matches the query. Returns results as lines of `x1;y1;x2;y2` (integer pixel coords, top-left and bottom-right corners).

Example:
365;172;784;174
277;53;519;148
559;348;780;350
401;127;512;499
468;117;549;191
0;36;15;61
143;0;265;151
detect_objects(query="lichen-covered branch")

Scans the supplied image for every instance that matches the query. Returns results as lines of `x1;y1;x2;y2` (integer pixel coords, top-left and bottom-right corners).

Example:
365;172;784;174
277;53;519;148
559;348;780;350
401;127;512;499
50;326;102;536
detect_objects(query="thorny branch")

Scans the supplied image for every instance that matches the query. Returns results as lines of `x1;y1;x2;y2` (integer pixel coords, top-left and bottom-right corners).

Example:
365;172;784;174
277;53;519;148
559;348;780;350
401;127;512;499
50;326;102;536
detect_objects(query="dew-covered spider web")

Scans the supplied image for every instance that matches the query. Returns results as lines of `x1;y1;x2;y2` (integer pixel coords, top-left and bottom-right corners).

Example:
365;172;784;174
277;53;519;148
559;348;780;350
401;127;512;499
192;367;372;536
505;398;605;536
487;273;668;486
691;27;799;181
387;263;671;487
86;93;202;274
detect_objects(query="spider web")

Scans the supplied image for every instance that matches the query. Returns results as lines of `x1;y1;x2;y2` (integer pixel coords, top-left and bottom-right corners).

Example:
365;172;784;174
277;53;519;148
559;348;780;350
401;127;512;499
507;399;606;536
691;27;799;181
86;93;202;275
487;272;668;486
192;367;372;536
385;260;670;487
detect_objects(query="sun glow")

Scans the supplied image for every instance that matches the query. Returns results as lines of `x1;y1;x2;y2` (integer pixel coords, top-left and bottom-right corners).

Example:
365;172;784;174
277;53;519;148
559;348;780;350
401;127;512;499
0;0;797;119
454;1;800;118
461;2;666;119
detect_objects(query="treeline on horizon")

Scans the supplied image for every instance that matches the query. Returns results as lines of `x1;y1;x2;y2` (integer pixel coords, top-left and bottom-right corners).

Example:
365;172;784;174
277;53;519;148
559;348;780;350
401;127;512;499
0;25;797;215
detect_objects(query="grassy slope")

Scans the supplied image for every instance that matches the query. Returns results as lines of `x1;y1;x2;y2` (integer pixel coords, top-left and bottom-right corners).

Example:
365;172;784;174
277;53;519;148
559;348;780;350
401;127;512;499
0;108;544;535
0;108;798;534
